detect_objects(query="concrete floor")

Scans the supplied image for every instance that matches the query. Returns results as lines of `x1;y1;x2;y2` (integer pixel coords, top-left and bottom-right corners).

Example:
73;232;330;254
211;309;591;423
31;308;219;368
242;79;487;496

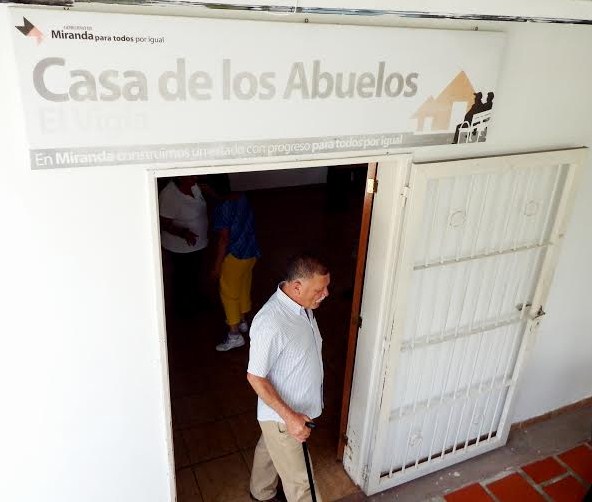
337;403;592;501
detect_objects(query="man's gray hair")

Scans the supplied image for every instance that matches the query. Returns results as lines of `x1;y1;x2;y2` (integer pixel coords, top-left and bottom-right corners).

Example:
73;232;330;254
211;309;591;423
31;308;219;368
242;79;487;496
285;254;329;282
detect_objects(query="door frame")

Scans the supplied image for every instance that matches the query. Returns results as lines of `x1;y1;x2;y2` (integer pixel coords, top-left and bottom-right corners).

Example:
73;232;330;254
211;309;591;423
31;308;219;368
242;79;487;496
341;156;414;486
338;162;377;460
145;154;407;500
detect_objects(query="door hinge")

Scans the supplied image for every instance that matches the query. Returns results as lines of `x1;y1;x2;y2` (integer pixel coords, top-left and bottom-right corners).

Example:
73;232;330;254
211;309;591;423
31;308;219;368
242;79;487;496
401;185;411;199
366;178;378;194
357;315;363;329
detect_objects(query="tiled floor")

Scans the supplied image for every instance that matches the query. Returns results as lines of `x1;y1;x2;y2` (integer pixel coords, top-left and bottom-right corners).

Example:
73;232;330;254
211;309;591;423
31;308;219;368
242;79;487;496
444;442;592;502
164;176;367;502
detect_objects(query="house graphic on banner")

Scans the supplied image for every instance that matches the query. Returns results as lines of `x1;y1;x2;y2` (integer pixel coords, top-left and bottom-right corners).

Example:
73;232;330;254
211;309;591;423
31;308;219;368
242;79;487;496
411;70;476;132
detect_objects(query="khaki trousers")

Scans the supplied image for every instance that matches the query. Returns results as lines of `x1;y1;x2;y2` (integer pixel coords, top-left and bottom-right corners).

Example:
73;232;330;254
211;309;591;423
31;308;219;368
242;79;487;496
250;421;323;502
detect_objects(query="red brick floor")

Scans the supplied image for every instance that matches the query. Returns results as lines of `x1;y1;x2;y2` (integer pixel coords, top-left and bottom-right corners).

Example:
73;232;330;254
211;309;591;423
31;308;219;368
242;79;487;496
543;476;587;502
522;457;566;484
487;473;545;501
444;483;492;502
444;442;592;502
559;445;592;484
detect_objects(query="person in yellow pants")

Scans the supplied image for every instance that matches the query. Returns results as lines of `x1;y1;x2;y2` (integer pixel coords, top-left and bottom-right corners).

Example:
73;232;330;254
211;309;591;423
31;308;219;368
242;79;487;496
210;174;260;351
219;253;257;333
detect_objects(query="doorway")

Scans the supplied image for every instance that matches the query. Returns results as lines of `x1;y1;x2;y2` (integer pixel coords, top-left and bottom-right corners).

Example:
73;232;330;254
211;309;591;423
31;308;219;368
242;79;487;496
156;163;369;501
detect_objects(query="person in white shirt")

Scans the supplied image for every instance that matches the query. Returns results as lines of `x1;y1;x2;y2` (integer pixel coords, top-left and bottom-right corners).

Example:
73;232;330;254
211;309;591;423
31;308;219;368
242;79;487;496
247;254;330;502
159;176;209;316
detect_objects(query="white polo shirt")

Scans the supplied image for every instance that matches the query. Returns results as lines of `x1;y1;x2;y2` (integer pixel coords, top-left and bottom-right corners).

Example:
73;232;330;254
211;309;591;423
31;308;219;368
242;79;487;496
159;181;208;253
248;286;324;423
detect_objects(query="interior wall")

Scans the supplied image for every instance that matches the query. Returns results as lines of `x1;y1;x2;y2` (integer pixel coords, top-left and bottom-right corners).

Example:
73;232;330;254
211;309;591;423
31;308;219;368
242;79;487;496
1;4;592;502
230;166;327;191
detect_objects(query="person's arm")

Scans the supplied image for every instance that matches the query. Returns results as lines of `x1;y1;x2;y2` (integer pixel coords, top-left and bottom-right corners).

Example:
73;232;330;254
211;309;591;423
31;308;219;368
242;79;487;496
246;372;312;442
159;216;197;245
211;228;230;279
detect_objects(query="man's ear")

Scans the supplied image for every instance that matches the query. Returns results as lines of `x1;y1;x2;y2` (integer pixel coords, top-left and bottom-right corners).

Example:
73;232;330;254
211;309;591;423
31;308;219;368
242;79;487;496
293;280;302;294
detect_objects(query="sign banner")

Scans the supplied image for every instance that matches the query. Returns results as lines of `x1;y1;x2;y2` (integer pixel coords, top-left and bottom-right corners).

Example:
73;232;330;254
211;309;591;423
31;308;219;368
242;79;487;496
10;8;505;169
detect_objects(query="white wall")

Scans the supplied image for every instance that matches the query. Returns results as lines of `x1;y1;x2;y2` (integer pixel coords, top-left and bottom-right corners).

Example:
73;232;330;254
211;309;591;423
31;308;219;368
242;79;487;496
511;166;592;421
1;4;592;502
0;7;171;502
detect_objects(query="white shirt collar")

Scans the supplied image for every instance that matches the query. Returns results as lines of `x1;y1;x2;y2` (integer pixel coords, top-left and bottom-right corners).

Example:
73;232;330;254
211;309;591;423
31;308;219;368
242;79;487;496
276;283;307;316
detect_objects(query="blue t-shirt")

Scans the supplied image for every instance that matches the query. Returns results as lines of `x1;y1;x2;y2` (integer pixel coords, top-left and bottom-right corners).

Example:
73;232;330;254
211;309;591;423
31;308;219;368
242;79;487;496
213;194;261;260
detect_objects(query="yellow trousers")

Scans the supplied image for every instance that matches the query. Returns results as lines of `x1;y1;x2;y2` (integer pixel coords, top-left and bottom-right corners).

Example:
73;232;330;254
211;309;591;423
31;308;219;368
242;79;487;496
219;254;257;326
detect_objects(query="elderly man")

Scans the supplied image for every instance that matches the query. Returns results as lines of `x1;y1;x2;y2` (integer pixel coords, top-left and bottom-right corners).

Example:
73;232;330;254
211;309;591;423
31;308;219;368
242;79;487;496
247;254;330;502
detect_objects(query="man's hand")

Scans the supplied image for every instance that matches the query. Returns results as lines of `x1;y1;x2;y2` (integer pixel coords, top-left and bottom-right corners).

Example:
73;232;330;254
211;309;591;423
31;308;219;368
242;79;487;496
159;217;198;245
285;412;313;443
247;373;315;443
182;229;198;246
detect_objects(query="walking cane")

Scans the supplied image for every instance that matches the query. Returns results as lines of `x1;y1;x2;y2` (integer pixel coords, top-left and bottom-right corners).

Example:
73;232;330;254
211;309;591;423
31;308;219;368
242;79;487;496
303;421;317;502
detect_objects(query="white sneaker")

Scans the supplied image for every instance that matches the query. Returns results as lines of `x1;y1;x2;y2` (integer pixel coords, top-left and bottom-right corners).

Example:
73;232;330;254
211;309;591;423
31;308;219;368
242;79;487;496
216;333;245;352
238;320;249;334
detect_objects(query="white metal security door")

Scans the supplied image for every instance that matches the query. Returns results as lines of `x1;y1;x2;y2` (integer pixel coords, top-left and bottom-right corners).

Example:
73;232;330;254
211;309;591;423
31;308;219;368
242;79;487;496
364;149;585;494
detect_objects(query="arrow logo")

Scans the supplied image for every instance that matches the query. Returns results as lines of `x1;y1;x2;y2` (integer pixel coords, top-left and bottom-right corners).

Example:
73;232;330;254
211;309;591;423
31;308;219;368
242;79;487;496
15;17;44;45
